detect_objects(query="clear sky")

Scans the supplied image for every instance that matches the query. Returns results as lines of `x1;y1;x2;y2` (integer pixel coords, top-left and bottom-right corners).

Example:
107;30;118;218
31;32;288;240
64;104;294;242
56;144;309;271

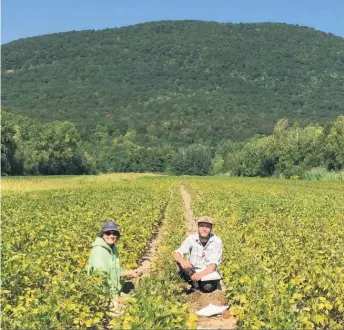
2;0;343;44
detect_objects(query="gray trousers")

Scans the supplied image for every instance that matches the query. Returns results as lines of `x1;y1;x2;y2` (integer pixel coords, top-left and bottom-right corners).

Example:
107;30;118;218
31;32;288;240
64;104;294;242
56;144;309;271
176;263;219;293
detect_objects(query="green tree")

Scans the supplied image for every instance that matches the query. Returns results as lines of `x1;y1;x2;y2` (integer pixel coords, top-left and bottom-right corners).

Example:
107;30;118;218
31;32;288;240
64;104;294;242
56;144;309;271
168;144;212;175
1;111;96;175
1;112;21;174
322;115;344;170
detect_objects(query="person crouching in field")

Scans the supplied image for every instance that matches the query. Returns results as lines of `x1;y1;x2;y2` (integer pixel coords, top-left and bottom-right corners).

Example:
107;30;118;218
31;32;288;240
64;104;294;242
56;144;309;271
87;220;140;299
172;216;222;293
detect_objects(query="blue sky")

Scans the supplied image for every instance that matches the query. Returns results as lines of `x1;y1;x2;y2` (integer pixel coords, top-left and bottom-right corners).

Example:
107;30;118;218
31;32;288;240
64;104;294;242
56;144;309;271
2;0;343;44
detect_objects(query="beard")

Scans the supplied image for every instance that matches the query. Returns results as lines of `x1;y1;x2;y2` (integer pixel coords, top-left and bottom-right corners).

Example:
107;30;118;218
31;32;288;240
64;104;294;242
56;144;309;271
199;232;210;239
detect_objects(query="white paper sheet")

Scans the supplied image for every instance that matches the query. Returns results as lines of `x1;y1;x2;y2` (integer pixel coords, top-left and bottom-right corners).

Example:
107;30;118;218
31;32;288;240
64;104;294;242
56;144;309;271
200;271;222;281
196;304;229;317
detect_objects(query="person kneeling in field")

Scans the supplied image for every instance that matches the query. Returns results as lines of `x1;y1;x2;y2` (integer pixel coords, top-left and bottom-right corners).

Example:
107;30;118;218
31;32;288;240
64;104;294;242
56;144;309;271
87;220;140;299
172;216;222;293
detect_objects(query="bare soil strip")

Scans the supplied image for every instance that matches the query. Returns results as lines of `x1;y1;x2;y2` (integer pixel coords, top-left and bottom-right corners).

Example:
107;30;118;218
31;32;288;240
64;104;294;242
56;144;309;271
133;203;168;277
180;184;197;235
180;184;237;330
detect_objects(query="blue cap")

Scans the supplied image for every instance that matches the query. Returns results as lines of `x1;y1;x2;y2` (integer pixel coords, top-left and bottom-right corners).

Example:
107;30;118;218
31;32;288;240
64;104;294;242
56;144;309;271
101;220;120;235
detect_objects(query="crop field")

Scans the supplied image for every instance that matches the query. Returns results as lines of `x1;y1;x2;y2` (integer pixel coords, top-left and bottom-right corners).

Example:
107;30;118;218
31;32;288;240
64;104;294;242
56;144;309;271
2;174;344;329
186;178;344;328
2;174;172;329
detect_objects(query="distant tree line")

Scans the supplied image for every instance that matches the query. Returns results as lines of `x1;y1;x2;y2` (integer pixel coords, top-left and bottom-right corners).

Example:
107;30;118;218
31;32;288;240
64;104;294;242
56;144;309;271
2;110;343;178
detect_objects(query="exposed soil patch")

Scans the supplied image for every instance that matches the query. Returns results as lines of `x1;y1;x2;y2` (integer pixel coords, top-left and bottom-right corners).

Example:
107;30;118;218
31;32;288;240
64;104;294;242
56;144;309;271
186;290;227;310
197;314;237;330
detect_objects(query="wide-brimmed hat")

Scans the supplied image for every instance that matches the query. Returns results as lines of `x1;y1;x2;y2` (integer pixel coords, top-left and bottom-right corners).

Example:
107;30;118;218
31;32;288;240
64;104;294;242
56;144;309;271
101;220;120;235
197;216;213;225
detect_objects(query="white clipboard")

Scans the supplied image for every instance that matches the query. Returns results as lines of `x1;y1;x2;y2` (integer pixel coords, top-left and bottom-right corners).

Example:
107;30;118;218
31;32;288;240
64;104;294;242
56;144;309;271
194;269;222;281
196;304;229;316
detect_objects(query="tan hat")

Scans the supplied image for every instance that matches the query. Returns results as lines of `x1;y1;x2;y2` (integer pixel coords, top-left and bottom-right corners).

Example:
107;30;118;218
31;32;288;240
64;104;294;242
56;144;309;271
197;216;213;225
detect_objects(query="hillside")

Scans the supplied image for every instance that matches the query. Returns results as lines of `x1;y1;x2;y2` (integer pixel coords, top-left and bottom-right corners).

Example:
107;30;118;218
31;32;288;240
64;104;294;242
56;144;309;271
2;20;344;145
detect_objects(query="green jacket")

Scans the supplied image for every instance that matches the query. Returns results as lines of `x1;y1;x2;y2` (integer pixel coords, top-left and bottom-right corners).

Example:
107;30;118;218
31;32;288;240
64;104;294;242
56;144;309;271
87;237;122;298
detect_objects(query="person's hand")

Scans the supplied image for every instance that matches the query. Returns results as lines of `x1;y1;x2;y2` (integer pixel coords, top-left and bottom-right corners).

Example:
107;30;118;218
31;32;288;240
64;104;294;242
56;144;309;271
131;269;142;278
191;272;203;281
180;260;193;270
123;269;142;278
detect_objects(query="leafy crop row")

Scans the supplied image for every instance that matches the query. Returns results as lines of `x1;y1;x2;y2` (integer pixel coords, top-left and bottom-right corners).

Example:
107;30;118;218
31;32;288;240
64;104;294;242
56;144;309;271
1;178;171;329
112;183;197;329
3;175;342;329
186;177;344;329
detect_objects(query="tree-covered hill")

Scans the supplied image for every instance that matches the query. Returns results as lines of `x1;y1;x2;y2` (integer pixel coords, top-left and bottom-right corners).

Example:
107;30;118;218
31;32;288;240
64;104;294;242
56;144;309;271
2;20;344;145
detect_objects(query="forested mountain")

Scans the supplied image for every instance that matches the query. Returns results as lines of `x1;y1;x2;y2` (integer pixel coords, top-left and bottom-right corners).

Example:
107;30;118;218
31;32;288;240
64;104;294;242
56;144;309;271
2;20;344;146
2;21;344;177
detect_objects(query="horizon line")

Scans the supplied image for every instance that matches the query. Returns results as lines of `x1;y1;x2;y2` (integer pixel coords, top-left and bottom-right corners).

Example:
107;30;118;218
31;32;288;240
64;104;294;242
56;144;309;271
2;19;343;45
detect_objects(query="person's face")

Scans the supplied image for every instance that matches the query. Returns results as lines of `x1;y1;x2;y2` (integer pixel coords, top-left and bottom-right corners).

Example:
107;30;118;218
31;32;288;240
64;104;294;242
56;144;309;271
103;231;119;245
198;222;212;238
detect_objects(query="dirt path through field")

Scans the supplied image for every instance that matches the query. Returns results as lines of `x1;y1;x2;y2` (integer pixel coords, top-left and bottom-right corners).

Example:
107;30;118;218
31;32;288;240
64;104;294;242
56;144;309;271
125;186;192;284
132;204;168;277
180;184;237;330
181;184;197;234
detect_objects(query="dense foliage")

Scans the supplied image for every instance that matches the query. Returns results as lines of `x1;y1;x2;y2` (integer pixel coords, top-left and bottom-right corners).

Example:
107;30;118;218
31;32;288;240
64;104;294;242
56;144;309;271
212;115;344;178
1;111;96;175
112;183;196;329
2;175;343;328
187;177;344;328
2;110;344;178
1;176;171;329
2;20;344;145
